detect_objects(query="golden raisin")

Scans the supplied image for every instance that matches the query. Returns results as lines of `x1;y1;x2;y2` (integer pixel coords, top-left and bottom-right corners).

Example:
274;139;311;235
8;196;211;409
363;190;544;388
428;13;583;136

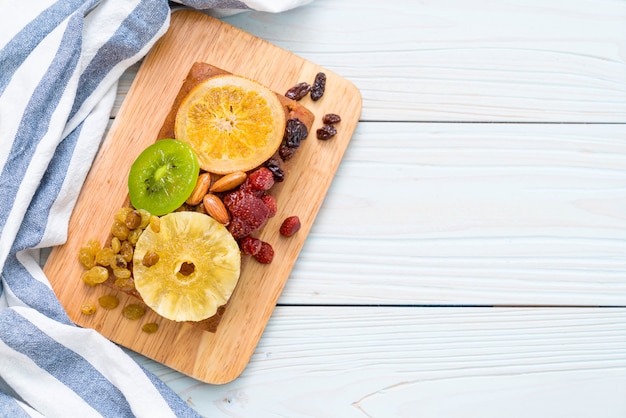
111;220;130;241
114;277;135;291
98;294;119;310
138;209;151;228
122;304;146;320
78;247;95;269
87;238;101;255
115;207;133;224
78;238;101;269
142;250;159;267
125;210;142;230
81;266;109;286
110;237;122;254
81;302;97;315
95;247;115;267
113;267;131;279
127;228;142;246
120;240;134;263
149;215;160;233
112;254;127;269
141;323;159;334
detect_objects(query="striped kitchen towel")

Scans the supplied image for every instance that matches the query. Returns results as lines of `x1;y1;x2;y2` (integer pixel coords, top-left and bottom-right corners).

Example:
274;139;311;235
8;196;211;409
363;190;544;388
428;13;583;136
0;0;310;416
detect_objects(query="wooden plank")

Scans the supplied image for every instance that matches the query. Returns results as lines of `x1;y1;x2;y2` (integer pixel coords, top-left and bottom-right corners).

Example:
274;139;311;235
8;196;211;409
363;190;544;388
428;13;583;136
218;0;626;122
115;0;626;121
44;11;361;384
277;122;626;306
130;306;626;417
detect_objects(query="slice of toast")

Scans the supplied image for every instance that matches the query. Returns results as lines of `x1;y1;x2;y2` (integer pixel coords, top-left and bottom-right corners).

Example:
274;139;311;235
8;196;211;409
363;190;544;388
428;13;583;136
103;62;315;333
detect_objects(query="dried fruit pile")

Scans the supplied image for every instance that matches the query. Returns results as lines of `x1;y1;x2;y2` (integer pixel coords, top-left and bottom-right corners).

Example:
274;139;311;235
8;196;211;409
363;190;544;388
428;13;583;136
77;66;340;332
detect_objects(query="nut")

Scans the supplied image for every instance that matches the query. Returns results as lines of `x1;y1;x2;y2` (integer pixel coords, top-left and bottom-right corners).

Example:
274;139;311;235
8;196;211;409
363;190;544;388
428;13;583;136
186;172;212;206
210;171;247;193
203;193;230;225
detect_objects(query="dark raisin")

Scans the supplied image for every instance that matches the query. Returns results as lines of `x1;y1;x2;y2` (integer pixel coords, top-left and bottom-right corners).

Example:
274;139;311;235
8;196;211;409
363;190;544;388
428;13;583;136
310;72;326;101
265;158;285;182
279;144;296;161
284;118;309;148
316;124;337;140
285;82;311;101
322;113;341;124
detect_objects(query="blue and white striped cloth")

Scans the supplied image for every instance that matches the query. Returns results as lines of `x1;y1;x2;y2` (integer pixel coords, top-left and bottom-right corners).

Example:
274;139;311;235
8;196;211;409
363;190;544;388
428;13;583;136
0;1;309;416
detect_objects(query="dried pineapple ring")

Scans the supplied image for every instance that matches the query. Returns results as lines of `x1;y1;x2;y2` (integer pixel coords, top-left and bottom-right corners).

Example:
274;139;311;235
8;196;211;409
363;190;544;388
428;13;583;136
132;211;241;322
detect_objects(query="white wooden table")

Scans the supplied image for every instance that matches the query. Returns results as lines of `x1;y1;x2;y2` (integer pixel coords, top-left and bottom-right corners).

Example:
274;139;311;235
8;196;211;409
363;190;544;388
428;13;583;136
112;1;626;416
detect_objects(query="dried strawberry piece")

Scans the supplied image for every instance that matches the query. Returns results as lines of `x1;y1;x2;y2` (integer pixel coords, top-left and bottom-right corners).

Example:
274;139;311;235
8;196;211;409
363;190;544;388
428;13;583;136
254;241;274;264
247;167;275;191
240;236;262;256
279;216;301;237
261;194;277;218
223;190;271;239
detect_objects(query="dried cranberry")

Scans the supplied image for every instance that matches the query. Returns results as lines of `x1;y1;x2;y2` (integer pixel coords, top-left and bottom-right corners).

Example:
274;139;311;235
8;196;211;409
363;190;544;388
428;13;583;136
254;241;274;264
279;216;301;237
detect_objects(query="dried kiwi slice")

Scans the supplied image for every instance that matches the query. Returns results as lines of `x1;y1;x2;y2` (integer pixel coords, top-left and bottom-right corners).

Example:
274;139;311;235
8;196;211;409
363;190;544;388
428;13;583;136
128;139;199;216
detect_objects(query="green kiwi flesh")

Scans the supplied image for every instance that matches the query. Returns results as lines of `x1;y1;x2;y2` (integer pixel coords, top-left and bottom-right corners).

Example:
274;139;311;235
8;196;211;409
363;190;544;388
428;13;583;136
128;139;199;216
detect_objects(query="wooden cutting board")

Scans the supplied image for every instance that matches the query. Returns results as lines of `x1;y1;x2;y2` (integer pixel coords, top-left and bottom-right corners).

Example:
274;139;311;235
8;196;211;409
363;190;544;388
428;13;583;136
44;10;361;384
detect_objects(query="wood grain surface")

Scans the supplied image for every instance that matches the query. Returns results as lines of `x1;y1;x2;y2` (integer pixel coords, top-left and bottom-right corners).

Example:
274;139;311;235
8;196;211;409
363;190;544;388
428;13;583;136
129;306;626;417
114;0;626;123
44;10;361;384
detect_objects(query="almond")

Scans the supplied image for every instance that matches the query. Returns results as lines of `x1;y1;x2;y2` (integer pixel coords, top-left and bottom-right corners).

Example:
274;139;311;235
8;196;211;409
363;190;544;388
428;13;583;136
209;171;247;193
203;194;230;225
186;173;212;206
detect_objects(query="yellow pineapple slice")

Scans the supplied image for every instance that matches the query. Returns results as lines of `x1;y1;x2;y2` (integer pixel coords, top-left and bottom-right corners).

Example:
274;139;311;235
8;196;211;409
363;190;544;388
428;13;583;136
132;211;240;322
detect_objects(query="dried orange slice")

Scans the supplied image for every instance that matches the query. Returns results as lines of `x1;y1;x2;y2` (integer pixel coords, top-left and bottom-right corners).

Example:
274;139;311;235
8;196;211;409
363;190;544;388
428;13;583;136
174;74;286;174
132;211;241;322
